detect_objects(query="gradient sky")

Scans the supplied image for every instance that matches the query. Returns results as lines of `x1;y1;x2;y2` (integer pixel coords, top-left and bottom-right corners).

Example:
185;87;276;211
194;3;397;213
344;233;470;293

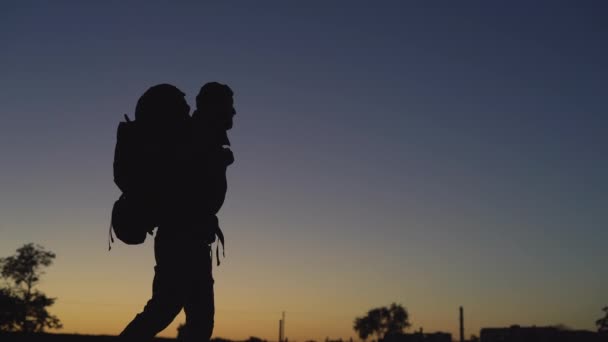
1;1;607;340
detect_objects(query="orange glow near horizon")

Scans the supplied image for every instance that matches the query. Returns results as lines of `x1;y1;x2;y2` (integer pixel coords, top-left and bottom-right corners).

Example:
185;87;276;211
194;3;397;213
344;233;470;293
11;218;604;341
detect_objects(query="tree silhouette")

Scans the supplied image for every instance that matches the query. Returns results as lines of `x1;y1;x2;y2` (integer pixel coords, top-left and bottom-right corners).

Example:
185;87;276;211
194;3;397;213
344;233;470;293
0;243;62;333
597;306;608;333
354;312;376;341
353;303;411;341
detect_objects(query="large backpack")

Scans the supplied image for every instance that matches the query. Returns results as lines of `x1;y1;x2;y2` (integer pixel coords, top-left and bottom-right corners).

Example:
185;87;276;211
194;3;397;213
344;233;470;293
108;113;227;265
108;115;158;249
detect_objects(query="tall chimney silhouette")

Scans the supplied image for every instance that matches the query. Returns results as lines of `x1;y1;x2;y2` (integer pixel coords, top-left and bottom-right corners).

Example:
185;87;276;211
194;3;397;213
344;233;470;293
459;306;464;342
278;311;286;342
282;311;286;342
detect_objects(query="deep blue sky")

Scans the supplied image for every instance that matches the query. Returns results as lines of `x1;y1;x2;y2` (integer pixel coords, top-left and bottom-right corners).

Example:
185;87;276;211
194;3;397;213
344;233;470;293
1;2;607;339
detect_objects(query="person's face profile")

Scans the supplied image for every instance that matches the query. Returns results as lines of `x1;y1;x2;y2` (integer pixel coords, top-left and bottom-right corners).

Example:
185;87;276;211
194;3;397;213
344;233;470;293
223;96;236;129
208;95;235;130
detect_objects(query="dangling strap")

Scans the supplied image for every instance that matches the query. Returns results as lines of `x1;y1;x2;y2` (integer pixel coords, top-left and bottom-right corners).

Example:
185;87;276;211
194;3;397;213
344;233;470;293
215;226;225;266
108;223;115;251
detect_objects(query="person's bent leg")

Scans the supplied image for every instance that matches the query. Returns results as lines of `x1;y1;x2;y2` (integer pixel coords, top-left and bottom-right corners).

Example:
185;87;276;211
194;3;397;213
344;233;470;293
120;264;185;340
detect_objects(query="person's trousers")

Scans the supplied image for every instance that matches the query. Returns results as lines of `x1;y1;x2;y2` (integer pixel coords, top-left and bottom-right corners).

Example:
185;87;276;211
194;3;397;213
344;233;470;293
120;232;214;341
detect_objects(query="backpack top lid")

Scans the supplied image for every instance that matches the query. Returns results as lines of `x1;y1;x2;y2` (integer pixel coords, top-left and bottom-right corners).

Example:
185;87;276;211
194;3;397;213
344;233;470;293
135;84;190;125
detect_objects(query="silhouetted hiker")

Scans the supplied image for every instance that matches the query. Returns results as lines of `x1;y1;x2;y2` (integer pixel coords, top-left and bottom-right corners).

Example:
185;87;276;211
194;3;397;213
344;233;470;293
112;83;235;341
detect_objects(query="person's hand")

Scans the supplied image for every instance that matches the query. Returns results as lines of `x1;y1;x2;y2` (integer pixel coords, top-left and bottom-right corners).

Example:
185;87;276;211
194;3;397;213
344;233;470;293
221;148;234;165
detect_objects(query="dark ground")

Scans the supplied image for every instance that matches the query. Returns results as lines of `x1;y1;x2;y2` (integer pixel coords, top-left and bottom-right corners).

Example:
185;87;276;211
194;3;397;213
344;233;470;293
0;332;175;341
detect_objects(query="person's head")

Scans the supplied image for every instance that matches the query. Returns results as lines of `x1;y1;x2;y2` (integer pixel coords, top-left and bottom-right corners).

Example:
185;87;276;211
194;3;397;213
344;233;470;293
194;82;235;130
135;84;190;126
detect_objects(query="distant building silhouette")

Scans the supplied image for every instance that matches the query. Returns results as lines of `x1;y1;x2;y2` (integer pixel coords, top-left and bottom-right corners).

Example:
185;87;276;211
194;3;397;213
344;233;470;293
480;325;606;342
381;331;452;342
